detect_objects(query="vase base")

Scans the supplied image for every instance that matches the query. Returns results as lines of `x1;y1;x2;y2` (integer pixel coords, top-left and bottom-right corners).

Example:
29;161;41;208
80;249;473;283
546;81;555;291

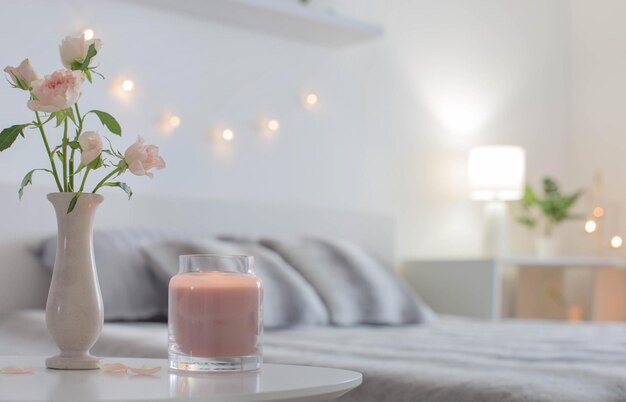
46;354;101;370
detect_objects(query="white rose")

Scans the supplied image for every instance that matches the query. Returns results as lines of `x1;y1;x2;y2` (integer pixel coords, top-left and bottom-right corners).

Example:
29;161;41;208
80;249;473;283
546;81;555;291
78;131;103;166
4;58;38;90
59;34;102;70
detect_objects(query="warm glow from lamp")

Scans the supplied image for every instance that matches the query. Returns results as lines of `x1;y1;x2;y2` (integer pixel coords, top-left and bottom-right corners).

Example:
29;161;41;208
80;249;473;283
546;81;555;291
121;79;134;92
82;29;95;40
467;146;526;201
584;220;597;233
611;235;623;249
222;129;234;141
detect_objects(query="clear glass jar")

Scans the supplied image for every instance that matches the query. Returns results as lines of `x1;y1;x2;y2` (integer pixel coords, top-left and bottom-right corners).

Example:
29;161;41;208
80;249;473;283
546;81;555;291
168;254;263;372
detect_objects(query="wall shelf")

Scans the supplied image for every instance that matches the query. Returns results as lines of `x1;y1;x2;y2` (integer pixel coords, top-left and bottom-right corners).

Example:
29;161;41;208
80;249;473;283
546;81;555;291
128;0;383;47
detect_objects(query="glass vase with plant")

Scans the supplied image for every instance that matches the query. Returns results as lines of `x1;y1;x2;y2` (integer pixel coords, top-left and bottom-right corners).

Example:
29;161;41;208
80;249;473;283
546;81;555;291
518;177;583;256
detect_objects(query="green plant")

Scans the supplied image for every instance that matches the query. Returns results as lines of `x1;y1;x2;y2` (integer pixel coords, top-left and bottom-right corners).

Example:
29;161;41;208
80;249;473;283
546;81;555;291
517;177;583;236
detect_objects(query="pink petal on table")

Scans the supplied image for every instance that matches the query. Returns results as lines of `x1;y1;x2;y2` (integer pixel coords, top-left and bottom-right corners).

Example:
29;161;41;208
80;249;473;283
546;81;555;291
0;366;34;375
128;365;161;376
98;363;129;374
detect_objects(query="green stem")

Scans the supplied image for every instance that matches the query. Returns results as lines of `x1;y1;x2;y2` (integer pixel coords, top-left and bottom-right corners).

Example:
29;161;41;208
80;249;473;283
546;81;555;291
69;103;84;192
62;119;68;191
79;168;91;192
35;112;63;192
92;167;121;194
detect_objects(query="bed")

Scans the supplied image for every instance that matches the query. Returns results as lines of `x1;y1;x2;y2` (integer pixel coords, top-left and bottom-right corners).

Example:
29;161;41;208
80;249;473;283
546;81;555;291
2;184;626;402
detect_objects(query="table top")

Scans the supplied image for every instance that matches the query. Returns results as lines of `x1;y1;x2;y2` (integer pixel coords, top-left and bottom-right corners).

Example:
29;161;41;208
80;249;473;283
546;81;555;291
0;357;362;402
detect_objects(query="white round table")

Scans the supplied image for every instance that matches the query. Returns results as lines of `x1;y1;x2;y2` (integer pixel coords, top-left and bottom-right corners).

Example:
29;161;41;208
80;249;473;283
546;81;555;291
0;357;362;402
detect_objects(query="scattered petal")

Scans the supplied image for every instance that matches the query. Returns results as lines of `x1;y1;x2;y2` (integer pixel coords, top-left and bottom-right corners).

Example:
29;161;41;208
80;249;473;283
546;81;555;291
128;365;161;376
0;366;34;375
98;363;129;374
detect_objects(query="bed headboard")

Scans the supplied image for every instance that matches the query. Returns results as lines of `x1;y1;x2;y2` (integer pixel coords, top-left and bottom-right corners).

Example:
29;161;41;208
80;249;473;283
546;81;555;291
0;182;395;314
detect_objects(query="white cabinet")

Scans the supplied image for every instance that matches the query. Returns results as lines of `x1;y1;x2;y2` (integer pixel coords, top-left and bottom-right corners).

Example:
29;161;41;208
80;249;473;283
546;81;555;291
401;257;626;321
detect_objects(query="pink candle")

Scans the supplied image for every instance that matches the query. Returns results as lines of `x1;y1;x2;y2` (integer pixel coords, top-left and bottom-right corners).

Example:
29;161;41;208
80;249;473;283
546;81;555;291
169;272;262;357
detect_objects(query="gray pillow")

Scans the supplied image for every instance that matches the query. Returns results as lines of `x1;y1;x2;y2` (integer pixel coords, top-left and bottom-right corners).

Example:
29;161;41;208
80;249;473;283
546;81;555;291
260;237;435;326
37;228;186;321
140;239;330;329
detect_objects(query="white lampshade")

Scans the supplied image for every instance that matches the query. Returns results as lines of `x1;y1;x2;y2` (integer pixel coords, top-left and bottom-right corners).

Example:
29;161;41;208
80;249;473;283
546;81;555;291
468;145;526;201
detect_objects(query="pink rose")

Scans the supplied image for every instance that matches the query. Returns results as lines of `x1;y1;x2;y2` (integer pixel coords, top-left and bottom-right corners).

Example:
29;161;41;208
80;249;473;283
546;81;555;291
27;70;84;113
4;58;38;90
124;136;166;178
78;131;102;165
59;34;102;69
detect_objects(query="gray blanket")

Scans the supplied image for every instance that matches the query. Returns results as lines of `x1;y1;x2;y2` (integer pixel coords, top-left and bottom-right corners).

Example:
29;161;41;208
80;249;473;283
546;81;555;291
2;311;626;402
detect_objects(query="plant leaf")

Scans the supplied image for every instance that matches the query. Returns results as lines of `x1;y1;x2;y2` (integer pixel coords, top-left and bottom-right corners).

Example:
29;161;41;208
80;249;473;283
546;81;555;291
66;107;77;126
70;60;83;71
88;110;121;136
18;168;52;199
104;182;133;199
80;43;98;70
67;192;82;214
84;69;93;83
54;111;65;127
0;124;29;152
87;156;104;170
67;140;81;150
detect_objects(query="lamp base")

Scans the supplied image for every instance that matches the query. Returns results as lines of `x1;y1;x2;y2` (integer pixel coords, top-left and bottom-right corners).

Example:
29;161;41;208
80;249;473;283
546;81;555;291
483;201;510;257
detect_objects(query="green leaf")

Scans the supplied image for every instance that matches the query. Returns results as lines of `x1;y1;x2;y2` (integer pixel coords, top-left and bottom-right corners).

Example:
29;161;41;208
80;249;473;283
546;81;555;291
66;107;77;126
0;124;29;152
56;150;64;163
53;109;76;127
104;182;133;199
70;60;83;71
74;163;86;175
18;168;52;199
67;140;81;150
80;43;98;70
88;110;121;136
87;156;104;170
84;69;93;83
67;192;81;214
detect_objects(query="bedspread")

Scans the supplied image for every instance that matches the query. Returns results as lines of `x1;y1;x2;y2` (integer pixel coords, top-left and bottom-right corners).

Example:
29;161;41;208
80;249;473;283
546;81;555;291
2;311;626;402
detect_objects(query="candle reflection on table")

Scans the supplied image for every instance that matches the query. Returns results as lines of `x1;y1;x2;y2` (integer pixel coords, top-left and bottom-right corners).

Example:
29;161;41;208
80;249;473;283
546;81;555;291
169;370;261;398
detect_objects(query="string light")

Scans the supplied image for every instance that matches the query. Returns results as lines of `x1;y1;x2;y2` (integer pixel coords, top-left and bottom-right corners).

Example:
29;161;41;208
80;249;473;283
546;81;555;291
160;113;181;134
305;92;318;106
222;129;234;141
168;115;181;128
593;207;604;218
267;119;280;131
584;220;597;234
611;235;623;249
121;79;134;92
82;29;95;40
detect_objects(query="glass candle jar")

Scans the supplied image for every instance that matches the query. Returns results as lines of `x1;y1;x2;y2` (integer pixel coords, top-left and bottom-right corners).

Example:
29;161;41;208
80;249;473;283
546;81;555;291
168;254;263;372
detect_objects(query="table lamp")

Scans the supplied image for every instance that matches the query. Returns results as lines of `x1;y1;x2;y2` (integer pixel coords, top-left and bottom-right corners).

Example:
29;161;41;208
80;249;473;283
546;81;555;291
468;145;526;256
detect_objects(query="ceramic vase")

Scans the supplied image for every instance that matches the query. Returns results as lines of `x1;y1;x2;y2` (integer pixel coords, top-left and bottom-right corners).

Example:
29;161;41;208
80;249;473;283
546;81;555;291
45;192;104;370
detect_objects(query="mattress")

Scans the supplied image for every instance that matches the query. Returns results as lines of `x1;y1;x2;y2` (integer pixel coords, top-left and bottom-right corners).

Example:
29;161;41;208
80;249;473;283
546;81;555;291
2;310;626;402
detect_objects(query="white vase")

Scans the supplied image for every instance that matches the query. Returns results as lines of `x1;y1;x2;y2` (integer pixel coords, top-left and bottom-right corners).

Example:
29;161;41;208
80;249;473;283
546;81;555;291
45;193;104;370
535;235;555;258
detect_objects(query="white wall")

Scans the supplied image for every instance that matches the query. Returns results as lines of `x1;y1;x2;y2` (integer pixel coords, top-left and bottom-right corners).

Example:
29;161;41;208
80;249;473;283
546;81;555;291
568;0;626;256
0;0;573;259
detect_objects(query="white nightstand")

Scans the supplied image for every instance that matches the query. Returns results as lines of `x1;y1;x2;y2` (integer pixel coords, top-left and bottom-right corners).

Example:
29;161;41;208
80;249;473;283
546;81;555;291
0;357;362;402
401;257;626;321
